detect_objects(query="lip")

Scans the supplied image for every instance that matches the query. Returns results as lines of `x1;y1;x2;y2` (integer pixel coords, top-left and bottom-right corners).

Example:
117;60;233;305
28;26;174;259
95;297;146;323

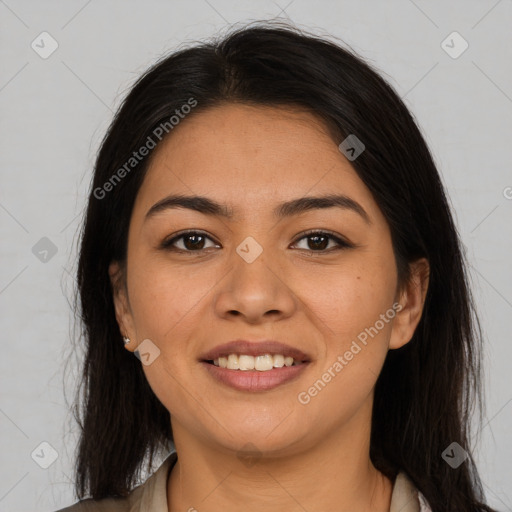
198;339;311;363
201;361;310;392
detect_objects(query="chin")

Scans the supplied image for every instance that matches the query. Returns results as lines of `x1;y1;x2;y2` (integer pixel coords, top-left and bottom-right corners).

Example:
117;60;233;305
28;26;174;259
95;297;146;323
210;421;310;459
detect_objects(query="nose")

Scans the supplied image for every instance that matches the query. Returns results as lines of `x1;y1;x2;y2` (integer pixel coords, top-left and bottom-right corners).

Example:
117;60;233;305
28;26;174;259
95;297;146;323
213;246;297;324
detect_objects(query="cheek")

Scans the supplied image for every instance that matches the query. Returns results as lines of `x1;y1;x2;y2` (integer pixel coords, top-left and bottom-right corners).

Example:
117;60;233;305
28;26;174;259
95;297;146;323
126;252;218;342
292;252;397;347
296;267;397;424
125;255;212;416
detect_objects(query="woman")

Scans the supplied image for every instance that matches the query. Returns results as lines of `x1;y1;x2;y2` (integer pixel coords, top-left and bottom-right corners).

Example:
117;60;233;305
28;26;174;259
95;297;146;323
58;20;496;512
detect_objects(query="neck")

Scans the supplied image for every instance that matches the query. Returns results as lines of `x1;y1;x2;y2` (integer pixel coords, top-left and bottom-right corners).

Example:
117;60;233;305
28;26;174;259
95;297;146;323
167;400;393;512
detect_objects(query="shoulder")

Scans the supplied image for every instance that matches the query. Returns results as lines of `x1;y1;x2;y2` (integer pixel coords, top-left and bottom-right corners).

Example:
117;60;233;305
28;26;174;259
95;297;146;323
54;495;133;512
53;484;146;512
391;471;432;512
54;451;177;512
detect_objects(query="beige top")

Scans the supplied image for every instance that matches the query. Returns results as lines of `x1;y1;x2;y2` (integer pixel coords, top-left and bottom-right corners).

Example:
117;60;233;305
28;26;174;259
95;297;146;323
56;451;432;512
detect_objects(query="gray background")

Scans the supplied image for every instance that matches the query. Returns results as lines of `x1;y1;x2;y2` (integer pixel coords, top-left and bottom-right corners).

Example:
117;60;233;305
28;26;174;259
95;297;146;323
0;1;511;510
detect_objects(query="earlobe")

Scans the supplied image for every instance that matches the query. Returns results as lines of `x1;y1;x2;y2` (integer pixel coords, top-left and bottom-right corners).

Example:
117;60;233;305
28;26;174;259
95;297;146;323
108;261;135;346
389;258;430;350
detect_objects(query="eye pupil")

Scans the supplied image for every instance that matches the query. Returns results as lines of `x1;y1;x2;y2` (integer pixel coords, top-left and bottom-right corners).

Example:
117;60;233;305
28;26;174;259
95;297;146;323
184;234;205;250
308;234;328;250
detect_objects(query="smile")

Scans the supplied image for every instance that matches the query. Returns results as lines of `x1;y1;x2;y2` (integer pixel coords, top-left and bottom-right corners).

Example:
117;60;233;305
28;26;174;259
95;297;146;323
210;353;304;371
199;340;311;391
201;355;309;392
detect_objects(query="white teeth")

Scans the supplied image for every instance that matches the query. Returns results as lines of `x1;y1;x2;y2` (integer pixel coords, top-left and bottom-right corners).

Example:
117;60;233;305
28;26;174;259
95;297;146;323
273;354;285;367
255;354;273;371
211;354;303;371
227;354;239;370
238;355;255;371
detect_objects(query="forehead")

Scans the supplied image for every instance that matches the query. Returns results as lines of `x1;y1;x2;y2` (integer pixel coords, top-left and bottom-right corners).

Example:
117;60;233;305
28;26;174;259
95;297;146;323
133;103;380;222
155;102;338;162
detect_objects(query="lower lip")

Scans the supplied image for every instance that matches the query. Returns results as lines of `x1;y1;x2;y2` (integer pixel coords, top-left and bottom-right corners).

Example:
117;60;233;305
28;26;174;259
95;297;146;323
201;361;309;392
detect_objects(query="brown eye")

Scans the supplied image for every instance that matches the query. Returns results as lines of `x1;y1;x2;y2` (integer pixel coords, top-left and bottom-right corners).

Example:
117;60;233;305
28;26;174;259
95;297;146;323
161;231;219;252
292;231;352;252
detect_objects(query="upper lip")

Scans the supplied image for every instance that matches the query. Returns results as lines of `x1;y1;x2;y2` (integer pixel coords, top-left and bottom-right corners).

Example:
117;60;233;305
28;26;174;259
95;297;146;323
199;340;311;362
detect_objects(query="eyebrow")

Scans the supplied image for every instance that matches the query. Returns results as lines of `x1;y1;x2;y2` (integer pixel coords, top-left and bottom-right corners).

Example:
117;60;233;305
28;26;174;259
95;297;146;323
145;193;371;224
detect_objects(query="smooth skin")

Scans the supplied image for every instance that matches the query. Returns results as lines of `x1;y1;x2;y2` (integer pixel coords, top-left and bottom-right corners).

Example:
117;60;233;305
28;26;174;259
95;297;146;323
109;103;429;512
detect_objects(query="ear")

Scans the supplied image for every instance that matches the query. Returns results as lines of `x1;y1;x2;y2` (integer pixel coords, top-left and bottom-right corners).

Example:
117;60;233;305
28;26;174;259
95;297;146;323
109;260;136;349
389;258;430;350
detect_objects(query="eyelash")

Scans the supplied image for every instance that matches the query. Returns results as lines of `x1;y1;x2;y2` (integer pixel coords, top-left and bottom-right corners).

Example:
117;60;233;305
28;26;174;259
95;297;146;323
160;229;353;254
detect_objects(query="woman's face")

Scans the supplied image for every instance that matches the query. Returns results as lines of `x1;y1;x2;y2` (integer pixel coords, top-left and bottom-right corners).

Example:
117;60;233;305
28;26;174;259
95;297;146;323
110;103;426;457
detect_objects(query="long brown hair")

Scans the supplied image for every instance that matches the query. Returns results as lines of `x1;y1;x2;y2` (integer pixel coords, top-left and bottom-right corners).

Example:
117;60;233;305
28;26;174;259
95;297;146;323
66;20;495;511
